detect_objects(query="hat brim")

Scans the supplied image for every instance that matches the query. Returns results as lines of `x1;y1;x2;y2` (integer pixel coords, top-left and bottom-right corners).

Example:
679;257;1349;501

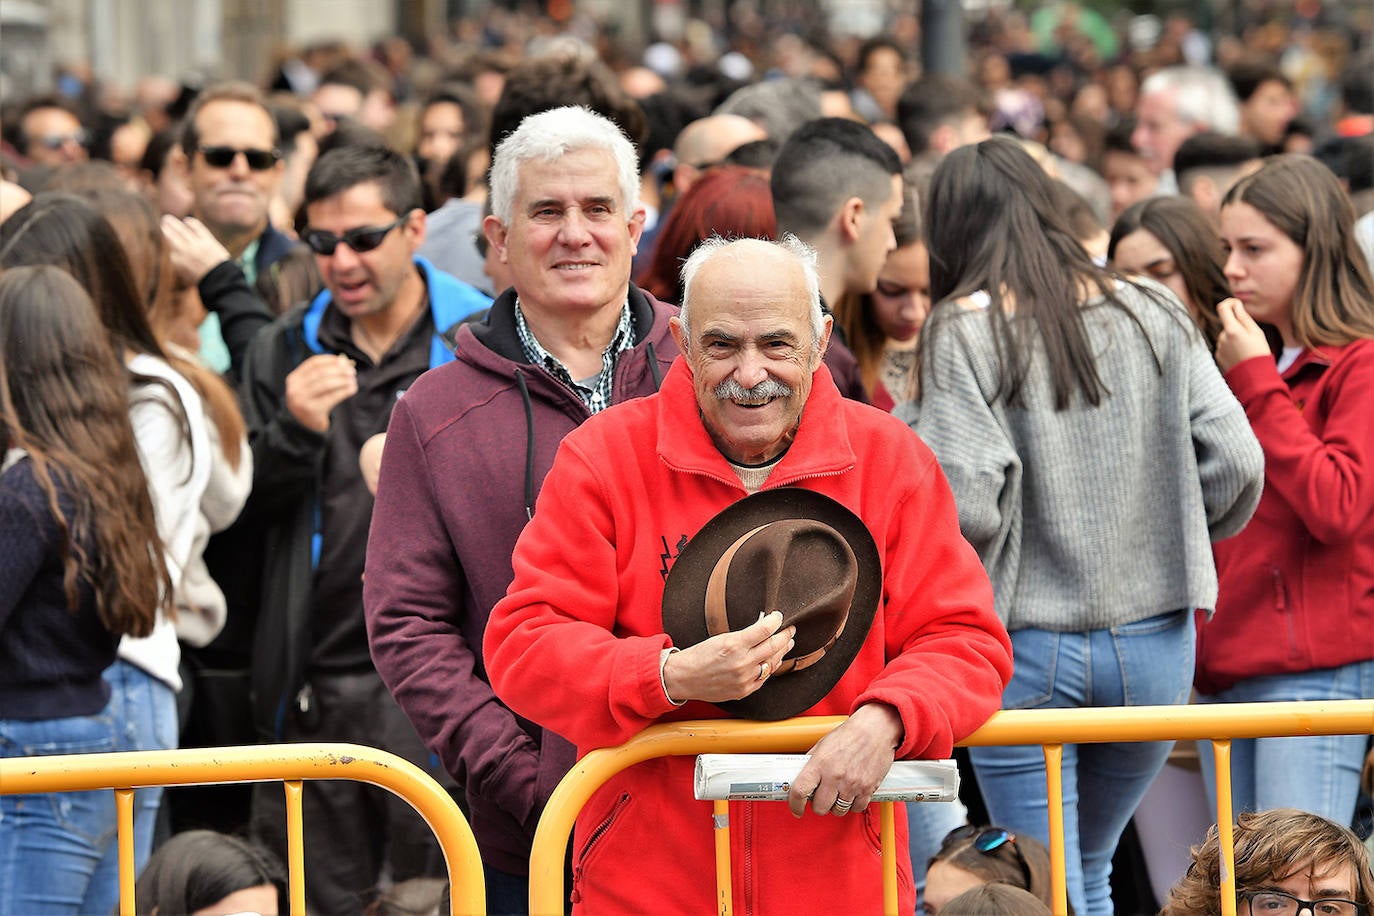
661;488;881;720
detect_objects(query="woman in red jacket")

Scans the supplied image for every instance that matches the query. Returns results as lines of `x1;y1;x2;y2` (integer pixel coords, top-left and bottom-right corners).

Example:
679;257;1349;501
1202;154;1374;824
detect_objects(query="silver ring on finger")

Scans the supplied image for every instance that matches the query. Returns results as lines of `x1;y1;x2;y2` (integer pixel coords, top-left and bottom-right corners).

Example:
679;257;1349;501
833;797;853;813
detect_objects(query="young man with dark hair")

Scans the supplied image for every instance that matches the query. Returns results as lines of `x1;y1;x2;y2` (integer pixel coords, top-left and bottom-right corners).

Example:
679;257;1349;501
1173;131;1263;220
895;75;990;162
241;143;489;913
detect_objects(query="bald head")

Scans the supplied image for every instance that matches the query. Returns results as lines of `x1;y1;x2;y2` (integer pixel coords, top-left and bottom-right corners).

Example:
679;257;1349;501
673;114;769;195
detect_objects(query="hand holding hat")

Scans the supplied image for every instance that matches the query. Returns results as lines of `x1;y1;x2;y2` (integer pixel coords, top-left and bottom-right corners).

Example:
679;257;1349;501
662;611;796;705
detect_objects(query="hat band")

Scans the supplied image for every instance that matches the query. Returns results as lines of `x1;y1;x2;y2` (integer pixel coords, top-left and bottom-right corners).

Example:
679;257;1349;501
703;524;835;676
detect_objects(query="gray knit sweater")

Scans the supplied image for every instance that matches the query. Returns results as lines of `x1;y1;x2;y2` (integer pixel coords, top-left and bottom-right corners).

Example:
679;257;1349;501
913;281;1264;631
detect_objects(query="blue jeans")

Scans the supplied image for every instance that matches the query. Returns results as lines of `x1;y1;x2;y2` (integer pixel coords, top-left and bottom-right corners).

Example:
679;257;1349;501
1197;659;1374;827
0;708;118;915
968;610;1194;916
83;661;178;916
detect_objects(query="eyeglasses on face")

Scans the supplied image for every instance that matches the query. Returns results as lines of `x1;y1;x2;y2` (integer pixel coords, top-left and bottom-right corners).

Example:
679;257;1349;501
302;215;410;256
940;825;1034;890
1242;890;1366;916
197;145;281;171
37;129;88;151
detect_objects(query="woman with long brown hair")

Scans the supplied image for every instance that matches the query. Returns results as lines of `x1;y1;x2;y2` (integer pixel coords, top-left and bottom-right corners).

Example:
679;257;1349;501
0;266;172;912
0;193;215;913
1198;154;1374;825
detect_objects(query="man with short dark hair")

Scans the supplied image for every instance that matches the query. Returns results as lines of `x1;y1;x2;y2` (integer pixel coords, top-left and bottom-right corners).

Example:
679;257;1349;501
14;95;88;166
895;75;990;162
1173;132;1262;220
170;82;298;375
242;143;489;912
483;235;1012;913
364;106;678;913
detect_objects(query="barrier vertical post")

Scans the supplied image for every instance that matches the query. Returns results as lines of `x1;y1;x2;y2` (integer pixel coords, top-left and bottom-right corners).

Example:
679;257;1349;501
880;801;898;916
285;779;306;916
713;800;733;915
115;787;135;915
1043;744;1068;916
1212;740;1236;916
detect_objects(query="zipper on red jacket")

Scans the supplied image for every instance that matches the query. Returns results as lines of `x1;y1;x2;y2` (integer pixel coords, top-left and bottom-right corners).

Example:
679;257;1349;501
570;791;630;904
742;801;755;915
1272;567;1300;659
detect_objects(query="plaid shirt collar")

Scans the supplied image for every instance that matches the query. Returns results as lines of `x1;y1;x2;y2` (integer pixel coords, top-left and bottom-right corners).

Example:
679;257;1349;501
514;297;635;414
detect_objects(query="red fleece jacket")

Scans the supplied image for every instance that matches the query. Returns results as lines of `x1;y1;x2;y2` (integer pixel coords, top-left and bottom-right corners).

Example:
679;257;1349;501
1199;341;1374;694
484;358;1012;914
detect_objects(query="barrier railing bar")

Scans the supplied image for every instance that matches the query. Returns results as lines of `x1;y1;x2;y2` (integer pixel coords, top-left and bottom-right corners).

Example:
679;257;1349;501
0;743;485;916
531;700;1374;914
115;787;135;916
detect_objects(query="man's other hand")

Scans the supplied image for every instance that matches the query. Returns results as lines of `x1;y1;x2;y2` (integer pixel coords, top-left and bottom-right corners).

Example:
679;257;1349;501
787;702;903;818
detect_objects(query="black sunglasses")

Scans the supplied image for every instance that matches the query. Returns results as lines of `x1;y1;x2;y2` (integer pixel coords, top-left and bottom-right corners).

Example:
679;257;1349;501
37;130;88;151
940;826;1033;890
302;215;410;256
197;144;281;171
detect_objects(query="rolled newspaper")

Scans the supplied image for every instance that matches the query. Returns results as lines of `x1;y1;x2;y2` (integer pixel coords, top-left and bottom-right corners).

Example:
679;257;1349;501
693;754;959;802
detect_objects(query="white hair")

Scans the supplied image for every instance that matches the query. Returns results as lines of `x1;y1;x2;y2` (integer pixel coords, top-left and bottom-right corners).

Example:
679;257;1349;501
679;235;825;348
488;105;640;224
1140;66;1241;135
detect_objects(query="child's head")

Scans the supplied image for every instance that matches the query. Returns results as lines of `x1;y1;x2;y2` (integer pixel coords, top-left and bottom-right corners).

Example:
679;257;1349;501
1162;808;1374;916
924;826;1058;914
939;883;1053;916
135;830;286;916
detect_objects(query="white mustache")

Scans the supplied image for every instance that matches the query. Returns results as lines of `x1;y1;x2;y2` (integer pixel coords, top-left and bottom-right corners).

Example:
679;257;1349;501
714;377;793;401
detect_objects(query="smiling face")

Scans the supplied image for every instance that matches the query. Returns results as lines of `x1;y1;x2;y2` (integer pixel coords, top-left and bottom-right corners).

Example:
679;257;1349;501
672;245;830;466
306;180;424;322
1220;200;1303;344
187;99;282;242
484;147;644;322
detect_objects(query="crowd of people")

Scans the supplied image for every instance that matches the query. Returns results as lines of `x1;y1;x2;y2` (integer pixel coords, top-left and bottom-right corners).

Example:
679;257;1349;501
1;2;1372;914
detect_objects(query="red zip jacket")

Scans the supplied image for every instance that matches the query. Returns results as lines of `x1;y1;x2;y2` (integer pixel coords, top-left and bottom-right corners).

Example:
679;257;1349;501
484;358;1012;913
1198;341;1374;694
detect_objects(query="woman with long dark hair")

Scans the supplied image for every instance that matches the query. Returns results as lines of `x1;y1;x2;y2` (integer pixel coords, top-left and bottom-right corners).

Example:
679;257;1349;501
0;193;213;913
913;137;1264;916
1197;154;1374;823
0;266;171;913
1108;195;1229;350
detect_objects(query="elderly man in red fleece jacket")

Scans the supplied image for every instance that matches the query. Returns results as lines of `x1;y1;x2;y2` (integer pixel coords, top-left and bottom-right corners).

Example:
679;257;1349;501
484;235;1012;913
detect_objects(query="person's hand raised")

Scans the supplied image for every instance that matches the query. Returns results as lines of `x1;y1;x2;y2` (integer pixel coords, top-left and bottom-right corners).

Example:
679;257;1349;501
1214;297;1273;373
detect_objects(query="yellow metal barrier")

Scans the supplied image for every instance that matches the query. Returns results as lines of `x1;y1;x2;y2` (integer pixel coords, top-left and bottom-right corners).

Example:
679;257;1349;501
530;699;1374;916
0;742;485;916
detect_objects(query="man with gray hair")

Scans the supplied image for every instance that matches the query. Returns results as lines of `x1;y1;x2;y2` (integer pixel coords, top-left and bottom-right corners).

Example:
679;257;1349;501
364;105;678;912
1132;66;1242;193
483;235;1012;912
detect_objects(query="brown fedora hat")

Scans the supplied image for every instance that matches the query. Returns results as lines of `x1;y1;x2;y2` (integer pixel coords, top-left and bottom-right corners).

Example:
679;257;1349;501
662;488;881;720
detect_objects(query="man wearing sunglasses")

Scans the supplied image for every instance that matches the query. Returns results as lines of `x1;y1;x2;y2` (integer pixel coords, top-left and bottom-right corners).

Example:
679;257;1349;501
13;95;89;167
363;105;679;914
238;142;489;913
168;83;299;376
